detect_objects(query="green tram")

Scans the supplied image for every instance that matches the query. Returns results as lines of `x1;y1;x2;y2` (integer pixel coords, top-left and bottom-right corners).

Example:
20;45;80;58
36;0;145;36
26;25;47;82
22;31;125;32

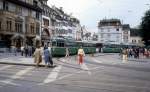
51;36;96;56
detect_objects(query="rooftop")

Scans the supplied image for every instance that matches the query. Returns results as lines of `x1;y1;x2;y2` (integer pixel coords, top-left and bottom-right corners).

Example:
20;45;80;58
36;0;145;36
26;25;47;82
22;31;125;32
122;24;130;30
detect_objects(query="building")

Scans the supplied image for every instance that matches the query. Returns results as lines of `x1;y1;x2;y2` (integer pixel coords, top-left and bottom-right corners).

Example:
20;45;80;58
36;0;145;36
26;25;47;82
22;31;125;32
0;0;42;48
98;19;123;45
41;0;54;46
130;28;144;46
122;24;130;45
75;25;82;41
92;33;98;41
51;6;81;40
0;0;82;48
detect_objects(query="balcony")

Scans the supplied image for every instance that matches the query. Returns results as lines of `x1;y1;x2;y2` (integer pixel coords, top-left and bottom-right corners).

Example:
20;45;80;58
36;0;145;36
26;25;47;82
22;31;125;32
0;9;16;17
25;31;36;37
6;0;42;12
0;28;24;35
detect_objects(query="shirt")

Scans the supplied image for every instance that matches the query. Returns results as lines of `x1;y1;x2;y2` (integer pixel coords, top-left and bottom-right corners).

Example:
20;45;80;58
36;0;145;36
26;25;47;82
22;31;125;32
78;48;85;56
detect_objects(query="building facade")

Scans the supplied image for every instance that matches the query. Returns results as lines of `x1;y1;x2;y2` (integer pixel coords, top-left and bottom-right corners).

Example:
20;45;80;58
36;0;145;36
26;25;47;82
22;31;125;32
130;36;144;46
41;0;53;46
51;6;81;40
98;19;123;45
0;0;42;48
122;24;130;45
0;0;82;48
130;28;144;46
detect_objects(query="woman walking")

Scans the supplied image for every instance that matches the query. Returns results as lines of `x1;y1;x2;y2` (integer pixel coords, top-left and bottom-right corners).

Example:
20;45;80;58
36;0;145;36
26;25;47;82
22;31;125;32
33;46;42;67
77;47;85;65
122;48;128;62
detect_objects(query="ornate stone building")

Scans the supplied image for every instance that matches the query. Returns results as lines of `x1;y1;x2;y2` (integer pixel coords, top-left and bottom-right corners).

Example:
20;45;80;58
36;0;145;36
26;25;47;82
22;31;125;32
41;0;54;46
51;6;81;40
0;0;82;48
0;0;42;48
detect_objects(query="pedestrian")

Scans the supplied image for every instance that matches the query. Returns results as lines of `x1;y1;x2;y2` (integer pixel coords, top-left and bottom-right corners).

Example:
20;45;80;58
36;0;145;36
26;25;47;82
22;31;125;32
24;45;28;57
21;46;24;56
129;49;133;58
11;45;17;56
77;46;85;65
48;45;54;67
122;48;128;62
44;46;50;67
28;46;32;57
33;46;42;67
65;47;69;58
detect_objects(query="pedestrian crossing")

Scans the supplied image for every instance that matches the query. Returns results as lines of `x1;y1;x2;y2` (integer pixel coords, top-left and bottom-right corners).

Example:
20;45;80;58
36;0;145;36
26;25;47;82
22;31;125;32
0;64;60;86
0;65;13;71
0;62;89;87
0;56;100;87
40;65;62;85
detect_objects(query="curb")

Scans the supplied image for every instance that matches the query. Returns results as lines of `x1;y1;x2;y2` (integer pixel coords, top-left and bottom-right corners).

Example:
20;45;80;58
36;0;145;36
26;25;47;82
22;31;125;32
0;62;45;67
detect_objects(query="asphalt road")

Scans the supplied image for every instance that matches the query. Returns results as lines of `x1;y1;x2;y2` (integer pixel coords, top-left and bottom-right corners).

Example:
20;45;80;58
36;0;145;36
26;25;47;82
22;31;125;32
0;54;150;92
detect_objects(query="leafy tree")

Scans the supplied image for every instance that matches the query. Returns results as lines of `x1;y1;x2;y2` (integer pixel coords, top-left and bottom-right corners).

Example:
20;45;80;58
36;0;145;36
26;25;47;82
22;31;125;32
140;9;150;46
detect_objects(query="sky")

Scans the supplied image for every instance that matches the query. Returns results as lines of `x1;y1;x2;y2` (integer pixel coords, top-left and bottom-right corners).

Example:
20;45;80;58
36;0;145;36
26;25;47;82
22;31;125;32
48;0;150;32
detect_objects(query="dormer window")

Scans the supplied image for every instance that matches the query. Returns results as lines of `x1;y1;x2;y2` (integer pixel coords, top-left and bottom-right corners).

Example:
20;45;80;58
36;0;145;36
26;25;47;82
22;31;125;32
116;28;119;31
3;1;8;11
33;0;38;6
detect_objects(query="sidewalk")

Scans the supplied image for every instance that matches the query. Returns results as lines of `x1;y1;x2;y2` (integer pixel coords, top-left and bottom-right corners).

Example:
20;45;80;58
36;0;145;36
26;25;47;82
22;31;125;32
0;53;60;66
0;52;149;66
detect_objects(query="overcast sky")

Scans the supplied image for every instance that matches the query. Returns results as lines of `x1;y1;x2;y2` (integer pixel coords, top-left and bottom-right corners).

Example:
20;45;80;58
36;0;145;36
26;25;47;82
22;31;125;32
48;0;150;32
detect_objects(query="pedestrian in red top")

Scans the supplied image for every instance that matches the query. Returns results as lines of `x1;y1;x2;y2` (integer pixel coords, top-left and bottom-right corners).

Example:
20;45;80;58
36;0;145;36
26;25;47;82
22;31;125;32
77;47;85;65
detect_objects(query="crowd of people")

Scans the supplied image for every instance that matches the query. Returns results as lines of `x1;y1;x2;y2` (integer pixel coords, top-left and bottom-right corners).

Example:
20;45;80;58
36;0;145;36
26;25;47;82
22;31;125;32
33;45;54;68
121;47;150;61
8;45;86;68
10;45;150;67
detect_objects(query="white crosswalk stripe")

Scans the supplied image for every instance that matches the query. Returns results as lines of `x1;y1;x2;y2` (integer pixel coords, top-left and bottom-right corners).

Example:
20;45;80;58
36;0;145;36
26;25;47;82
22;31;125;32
91;58;103;63
0;67;34;86
0;65;13;71
80;63;91;75
39;65;62;85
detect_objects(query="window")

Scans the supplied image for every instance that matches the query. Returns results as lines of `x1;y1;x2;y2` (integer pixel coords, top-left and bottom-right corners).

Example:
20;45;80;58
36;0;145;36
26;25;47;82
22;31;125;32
101;34;103;38
36;12;40;19
101;28;103;32
138;40;141;43
124;31;128;34
33;0;38;6
132;40;136;43
0;21;1;30
15;22;22;33
107;34;111;37
43;19;49;26
116;28;119;31
3;1;8;11
36;23;40;35
16;6;22;15
6;20;12;31
108;28;110;32
116;35;120;38
28;9;32;16
30;23;35;34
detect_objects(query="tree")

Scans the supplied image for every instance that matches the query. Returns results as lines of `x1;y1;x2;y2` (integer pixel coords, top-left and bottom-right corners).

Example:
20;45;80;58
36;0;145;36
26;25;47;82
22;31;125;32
140;9;150;46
